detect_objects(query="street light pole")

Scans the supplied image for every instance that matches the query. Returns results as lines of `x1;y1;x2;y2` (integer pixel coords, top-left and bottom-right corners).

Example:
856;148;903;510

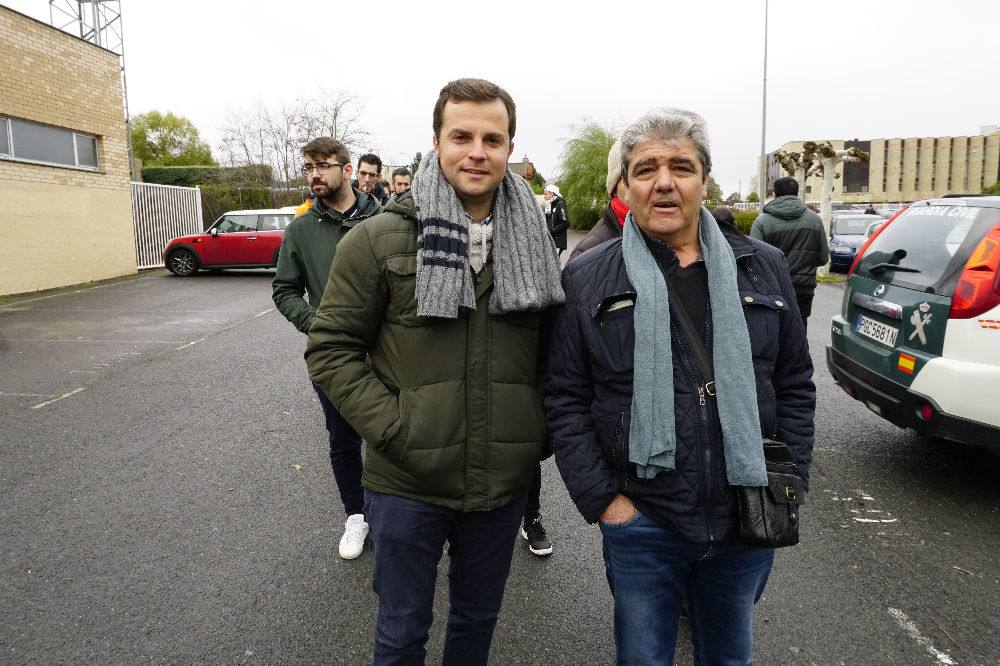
757;0;769;212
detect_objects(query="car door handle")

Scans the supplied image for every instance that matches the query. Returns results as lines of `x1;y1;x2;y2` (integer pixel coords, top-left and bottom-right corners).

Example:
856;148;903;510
247;236;257;241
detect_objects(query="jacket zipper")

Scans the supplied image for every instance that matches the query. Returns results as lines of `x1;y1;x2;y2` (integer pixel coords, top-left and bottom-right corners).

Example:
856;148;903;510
672;318;715;542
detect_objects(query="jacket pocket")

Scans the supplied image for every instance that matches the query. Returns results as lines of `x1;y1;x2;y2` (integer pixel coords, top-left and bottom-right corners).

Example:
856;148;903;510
385;254;422;326
740;290;789;362
591;292;637;375
384;390;413;465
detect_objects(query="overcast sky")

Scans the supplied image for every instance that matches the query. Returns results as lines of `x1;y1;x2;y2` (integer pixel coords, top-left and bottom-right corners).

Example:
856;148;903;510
6;0;1000;197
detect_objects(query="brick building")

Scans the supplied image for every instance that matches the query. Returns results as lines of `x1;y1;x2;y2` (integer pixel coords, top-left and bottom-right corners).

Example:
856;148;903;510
0;6;135;296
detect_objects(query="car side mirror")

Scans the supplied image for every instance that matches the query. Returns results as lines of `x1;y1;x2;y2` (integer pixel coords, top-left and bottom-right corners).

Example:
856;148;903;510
210;227;219;238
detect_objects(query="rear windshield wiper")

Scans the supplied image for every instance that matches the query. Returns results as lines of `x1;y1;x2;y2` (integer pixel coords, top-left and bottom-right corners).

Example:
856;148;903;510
868;263;921;274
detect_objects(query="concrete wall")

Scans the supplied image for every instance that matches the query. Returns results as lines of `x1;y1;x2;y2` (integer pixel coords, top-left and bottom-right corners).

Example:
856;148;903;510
0;6;135;296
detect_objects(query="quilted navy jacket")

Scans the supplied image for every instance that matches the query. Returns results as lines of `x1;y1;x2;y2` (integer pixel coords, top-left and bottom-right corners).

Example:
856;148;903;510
544;221;816;543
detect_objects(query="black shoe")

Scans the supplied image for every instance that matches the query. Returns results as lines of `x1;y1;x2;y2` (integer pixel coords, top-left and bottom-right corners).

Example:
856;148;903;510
520;516;553;556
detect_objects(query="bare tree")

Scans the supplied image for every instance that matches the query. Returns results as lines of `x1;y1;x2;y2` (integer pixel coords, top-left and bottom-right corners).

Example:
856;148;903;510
219;88;373;186
773;141;821;198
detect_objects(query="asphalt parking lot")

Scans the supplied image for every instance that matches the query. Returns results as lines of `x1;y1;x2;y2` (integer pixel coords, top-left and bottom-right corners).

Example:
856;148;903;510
2;247;998;664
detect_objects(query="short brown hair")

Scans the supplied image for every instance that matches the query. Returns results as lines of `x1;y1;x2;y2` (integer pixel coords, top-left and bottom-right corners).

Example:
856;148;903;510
432;78;516;140
301;137;350;165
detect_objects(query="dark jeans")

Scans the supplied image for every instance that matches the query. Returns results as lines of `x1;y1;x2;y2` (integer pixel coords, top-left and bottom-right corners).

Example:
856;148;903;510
796;292;813;333
524;462;542;521
311;383;363;516
601;512;774;665
365;489;527;666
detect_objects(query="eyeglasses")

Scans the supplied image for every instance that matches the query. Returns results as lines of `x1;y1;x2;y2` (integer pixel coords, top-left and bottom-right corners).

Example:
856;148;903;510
357;170;379;180
301;162;345;176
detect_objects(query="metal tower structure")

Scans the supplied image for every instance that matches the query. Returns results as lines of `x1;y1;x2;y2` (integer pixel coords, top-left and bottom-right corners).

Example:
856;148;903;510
49;0;123;54
48;0;134;178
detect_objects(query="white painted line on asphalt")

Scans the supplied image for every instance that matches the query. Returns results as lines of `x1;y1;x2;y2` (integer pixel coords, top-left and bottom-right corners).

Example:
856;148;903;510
0;391;48;398
175;337;207;351
888;608;957;665
853;517;899;523
172;309;275;351
30;387;85;410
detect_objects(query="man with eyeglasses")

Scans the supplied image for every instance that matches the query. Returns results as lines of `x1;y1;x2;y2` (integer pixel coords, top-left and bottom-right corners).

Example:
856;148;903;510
352;153;389;205
272;136;382;560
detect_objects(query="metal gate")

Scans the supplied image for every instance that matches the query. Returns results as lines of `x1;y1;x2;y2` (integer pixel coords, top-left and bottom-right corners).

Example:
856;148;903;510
131;182;202;269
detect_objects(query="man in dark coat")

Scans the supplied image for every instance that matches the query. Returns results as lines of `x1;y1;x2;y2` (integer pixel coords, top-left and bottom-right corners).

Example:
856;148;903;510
750;176;830;331
544;184;569;256
568;138;629;262
544;108;815;664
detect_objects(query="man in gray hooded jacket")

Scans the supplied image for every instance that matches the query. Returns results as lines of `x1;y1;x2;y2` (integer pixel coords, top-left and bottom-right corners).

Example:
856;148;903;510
750;176;829;331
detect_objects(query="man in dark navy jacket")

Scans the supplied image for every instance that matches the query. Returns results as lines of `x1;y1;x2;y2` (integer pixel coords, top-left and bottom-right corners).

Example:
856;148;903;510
544;108;815;664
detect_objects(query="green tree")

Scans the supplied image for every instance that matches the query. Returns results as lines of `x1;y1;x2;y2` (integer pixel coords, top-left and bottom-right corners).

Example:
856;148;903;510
747;191;760;203
705;176;723;205
411;152;423;175
725;192;741;204
555;121;616;230
983;182;1000;195
529;170;546;195
131;111;214;166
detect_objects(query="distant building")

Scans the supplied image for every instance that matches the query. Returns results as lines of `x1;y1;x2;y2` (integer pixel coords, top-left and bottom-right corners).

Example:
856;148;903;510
761;128;1000;204
0;6;135;296
508;155;539;182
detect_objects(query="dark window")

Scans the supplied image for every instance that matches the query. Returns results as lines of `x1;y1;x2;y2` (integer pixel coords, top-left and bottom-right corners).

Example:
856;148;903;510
216;215;258;233
11;119;75;165
258;214;292;231
843;140;871;194
75;134;98;168
1;116;99;169
857;206;1000;294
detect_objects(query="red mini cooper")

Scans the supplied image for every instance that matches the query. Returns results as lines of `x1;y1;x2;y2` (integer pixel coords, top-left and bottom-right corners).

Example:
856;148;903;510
163;207;298;277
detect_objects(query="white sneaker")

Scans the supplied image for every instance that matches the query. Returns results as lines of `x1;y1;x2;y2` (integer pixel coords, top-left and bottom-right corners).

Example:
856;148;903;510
339;513;369;560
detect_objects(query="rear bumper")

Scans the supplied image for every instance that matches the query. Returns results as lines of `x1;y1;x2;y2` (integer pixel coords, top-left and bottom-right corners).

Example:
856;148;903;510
826;345;1000;449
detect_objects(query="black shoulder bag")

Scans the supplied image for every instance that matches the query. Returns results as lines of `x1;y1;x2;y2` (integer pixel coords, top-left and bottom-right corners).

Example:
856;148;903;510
665;277;804;548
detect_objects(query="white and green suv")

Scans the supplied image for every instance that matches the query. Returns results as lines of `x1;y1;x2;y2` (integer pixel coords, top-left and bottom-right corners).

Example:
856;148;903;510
827;196;1000;447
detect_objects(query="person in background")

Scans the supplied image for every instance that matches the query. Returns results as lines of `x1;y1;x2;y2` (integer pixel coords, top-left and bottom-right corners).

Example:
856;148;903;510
353;153;389;205
749;176;829;332
272;136;382;561
392;167;412;194
543;184;569;259
568;139;629;262
711;205;735;226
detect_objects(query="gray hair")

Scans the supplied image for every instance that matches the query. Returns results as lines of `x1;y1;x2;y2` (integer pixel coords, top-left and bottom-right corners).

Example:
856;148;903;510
620;107;712;183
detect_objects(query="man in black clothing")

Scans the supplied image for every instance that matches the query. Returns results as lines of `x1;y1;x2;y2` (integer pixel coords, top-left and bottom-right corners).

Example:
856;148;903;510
544;184;569;258
352;153;389;205
749;177;829;331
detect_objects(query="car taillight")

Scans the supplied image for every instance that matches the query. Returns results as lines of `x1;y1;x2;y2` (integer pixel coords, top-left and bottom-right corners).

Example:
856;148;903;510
848;207;907;277
948;221;1000;319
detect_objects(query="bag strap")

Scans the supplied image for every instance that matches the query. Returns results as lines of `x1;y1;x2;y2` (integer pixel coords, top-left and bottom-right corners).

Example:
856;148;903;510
664;274;716;398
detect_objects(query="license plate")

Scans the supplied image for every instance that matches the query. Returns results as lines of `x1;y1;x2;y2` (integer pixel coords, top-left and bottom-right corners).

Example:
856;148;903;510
854;314;899;347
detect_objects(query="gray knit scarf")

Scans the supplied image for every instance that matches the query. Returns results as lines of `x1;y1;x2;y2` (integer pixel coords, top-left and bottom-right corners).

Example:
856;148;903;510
622;207;768;487
411;151;565;318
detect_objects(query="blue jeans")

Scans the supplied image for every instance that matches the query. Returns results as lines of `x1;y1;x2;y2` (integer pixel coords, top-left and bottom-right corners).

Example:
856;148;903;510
312;383;363;516
600;512;774;665
365;489;526;666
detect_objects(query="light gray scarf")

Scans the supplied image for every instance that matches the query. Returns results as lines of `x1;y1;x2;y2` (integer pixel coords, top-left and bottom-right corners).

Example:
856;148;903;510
622;207;768;487
411;151;565;318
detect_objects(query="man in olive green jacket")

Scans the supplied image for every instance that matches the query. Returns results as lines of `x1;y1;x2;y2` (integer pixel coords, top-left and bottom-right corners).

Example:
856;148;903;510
305;79;564;664
272;137;381;561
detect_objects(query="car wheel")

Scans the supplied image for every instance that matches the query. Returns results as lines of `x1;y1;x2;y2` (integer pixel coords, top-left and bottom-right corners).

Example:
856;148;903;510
167;249;199;277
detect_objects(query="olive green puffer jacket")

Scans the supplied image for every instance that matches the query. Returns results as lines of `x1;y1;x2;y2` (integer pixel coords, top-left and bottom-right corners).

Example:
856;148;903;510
305;192;548;511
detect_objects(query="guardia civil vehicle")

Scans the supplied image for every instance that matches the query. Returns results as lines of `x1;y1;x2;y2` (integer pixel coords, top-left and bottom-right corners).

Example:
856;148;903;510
826;196;1000;448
